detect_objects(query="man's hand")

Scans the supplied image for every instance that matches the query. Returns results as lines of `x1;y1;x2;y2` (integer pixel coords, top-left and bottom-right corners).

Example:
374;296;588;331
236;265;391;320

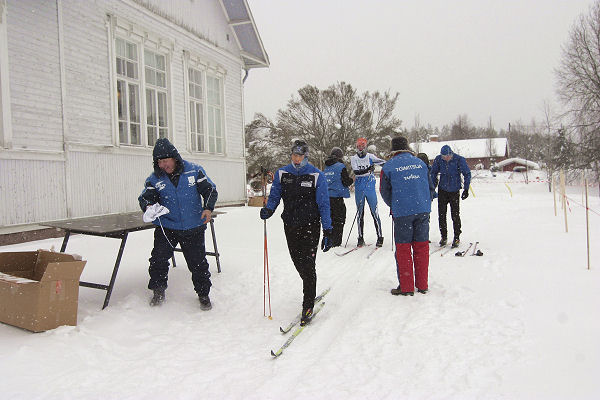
143;203;170;222
461;189;469;200
201;209;212;224
260;207;274;220
321;229;333;252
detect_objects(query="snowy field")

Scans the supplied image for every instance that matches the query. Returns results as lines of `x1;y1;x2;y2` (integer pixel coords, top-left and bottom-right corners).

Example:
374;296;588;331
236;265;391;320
1;171;599;400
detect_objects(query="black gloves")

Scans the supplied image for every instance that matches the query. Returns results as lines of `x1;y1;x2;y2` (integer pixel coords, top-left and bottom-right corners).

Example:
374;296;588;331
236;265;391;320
461;189;469;200
321;229;333;252
260;207;274;220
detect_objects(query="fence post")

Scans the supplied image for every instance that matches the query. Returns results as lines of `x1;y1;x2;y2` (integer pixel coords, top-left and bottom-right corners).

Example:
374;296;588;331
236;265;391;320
585;178;590;270
560;169;568;233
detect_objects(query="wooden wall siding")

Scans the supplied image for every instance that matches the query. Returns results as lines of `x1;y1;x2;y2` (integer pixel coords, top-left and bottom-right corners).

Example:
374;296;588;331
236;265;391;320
67;152;246;218
7;1;64;152
0;159;67;226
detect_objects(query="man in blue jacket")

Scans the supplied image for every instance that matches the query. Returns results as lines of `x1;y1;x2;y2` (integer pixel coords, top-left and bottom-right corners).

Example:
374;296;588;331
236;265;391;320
323;147;354;247
139;138;218;309
380;136;431;296
430;144;471;248
260;140;333;326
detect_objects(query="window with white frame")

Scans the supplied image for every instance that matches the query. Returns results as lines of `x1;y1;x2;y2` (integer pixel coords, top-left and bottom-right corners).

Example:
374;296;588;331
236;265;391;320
144;49;168;147
206;74;223;154
111;20;171;148
115;38;141;145
188;67;205;152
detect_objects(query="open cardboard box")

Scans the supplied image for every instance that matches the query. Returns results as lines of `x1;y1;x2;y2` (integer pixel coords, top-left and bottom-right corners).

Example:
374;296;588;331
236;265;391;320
0;250;86;332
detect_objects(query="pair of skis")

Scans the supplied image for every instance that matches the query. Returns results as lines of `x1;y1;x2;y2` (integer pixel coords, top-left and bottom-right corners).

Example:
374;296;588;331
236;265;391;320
455;241;483;257
271;288;330;358
335;244;380;259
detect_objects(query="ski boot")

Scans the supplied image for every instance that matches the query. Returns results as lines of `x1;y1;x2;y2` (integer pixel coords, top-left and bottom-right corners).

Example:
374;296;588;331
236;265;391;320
300;307;314;326
376;236;384;247
439;237;447;246
199;295;212;311
150;288;165;306
451;237;460;248
357;236;365;247
391;286;414;296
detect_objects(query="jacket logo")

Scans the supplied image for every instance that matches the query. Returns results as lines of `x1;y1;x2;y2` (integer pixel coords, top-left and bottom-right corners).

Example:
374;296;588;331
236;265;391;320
155;181;166;191
300;181;313;188
188;176;196;187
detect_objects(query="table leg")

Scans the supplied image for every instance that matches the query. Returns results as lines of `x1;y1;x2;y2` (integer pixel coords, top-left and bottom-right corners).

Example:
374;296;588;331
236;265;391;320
209;220;221;273
102;232;128;309
60;231;71;252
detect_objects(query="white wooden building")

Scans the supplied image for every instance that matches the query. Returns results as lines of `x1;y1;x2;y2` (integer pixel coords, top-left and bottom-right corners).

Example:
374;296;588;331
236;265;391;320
0;0;268;227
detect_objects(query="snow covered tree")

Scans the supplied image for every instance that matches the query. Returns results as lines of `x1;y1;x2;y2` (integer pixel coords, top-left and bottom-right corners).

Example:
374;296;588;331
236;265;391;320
555;1;600;179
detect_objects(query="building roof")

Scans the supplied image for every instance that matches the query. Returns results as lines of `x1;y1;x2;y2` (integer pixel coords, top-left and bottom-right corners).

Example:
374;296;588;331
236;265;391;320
410;138;509;160
219;0;270;69
495;158;540;170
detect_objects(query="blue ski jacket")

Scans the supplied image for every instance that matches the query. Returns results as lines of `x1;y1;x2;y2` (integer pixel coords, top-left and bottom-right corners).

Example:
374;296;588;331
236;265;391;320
430;147;471;193
324;159;351;198
380;151;432;218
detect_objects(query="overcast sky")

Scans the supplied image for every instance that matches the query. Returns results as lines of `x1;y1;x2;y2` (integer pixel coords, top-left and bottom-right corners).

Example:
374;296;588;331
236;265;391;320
243;0;595;132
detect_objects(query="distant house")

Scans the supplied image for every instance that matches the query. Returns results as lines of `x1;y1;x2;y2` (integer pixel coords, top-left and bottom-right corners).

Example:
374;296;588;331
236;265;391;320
0;0;269;227
494;158;540;172
410;137;509;169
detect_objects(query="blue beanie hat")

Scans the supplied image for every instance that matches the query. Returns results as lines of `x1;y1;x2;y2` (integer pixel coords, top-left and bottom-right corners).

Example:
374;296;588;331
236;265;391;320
440;145;453;156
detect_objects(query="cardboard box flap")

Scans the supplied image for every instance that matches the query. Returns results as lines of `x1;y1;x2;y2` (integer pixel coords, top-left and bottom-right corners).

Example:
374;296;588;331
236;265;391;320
0;251;38;275
38;261;86;282
33;250;80;281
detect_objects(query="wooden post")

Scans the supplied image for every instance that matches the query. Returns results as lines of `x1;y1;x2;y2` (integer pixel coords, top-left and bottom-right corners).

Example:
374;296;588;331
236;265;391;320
560;170;568;233
585;179;590;270
552;174;557;217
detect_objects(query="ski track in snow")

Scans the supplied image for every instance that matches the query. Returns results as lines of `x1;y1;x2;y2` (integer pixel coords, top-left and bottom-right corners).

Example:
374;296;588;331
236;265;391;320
1;171;599;399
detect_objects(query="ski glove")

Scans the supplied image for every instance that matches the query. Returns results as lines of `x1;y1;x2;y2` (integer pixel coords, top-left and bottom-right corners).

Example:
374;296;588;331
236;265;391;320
143;203;170;222
461;189;469;200
321;229;333;252
260;207;274;220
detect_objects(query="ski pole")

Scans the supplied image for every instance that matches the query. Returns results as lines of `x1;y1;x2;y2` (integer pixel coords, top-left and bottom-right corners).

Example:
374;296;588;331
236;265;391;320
343;196;365;247
261;167;272;319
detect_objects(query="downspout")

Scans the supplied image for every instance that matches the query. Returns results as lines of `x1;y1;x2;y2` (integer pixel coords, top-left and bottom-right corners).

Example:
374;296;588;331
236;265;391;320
56;0;72;217
241;67;249;201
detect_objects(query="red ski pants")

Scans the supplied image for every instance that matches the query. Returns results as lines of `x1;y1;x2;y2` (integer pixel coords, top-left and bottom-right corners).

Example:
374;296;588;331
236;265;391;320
395;242;429;292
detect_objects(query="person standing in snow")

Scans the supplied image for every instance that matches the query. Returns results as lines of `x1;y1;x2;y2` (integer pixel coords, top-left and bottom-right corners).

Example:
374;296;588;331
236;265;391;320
350;137;386;248
323;147;354;247
259;140;333;326
417;152;438;201
430;145;471;248
138;138;218;309
380;137;431;296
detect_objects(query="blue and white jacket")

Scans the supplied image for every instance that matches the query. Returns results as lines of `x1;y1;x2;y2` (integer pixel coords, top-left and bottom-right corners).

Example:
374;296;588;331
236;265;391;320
380;151;432;218
266;162;332;230
139;159;218;231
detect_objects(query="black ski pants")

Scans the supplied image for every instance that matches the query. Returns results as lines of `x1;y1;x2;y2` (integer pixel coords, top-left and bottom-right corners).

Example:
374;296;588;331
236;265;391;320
329;197;346;247
148;226;212;296
437;189;461;240
283;220;321;310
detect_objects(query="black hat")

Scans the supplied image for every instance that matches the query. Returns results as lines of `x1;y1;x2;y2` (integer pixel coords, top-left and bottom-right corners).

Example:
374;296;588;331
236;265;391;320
291;140;309;155
391;136;409;151
153;138;179;161
330;147;343;159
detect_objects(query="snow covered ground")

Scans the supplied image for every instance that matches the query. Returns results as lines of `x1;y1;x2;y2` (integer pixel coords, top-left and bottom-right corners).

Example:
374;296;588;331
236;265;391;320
1;171;599;400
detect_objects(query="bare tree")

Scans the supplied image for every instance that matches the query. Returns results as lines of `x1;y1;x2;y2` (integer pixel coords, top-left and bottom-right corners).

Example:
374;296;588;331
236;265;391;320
555;1;600;182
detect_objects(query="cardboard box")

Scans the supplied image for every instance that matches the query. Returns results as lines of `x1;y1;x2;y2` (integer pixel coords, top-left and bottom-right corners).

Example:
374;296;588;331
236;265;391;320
248;196;268;207
0;250;86;332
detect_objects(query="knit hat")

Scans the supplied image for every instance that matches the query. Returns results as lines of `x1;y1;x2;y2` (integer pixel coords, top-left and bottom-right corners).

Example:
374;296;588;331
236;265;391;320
291;140;309;156
440;145;453;156
330;147;343;159
153;138;179;161
391;136;410;151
